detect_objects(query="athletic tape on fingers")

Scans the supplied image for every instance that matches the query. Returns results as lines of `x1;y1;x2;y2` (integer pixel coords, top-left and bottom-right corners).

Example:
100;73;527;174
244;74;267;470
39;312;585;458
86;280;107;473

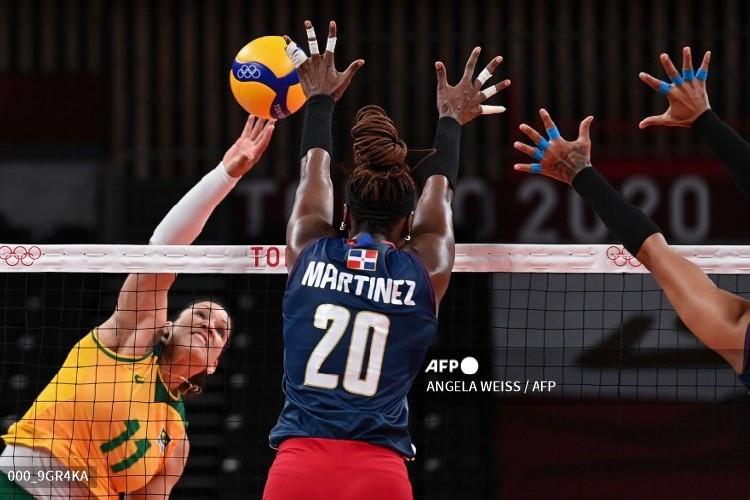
532;148;544;161
285;40;308;68
476;68;492;86
530;163;542;174
547;126;560;140
306;26;319;55
481;86;499;99
480;105;506;115
657;81;671;95
326;36;337;53
696;68;708;81
536;137;550;151
682;68;694;82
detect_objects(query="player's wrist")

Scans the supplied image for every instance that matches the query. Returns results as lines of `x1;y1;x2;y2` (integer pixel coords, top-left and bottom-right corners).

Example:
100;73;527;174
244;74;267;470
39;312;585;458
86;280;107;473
690;108;716;130
300;95;335;157
418;117;462;189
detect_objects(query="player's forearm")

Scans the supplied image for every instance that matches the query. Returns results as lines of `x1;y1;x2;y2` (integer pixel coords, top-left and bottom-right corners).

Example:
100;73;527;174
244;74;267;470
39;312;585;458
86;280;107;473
150;163;238;245
571;167;661;257
692;109;750;198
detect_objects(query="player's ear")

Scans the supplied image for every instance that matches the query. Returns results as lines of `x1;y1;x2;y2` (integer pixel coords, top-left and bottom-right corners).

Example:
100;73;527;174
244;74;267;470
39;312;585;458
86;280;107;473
159;321;173;344
404;211;414;240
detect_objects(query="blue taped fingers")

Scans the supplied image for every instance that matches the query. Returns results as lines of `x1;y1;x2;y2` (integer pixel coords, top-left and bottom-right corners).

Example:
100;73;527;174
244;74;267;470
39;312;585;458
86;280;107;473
536;137;550;151
547;126;560;140
530;163;542;174
683;68;695;82
670;74;684;86
532;148;544;161
657;81;671;95
696;68;708;81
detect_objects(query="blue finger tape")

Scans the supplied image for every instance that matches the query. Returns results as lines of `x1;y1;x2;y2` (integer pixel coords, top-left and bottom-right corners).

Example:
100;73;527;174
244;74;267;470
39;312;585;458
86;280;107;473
682;68;695;82
547;127;561;140
657;81;671;95
670;74;684;86
532;148;544;161
696;68;708;81
530;163;542;174
536;137;550;151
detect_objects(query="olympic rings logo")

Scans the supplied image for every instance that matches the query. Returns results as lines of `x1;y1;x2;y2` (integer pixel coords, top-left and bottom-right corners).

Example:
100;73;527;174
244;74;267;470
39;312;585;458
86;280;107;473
0;245;42;267
606;245;642;268
235;64;262;80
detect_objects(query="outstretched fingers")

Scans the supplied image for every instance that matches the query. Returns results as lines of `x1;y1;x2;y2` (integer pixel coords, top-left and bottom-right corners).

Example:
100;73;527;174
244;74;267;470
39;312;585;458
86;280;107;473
578;115;594;142
474;55;503;89
324;20;337;57
333;58;365;100
513;123;544;175
240;114;258;140
697;50;711;82
659;53;683;86
475;56;510;115
462;47;481;83
284;35;308;68
680;46;696;82
435;61;448;91
254;120;276;152
304;20;320;55
539;108;558;136
518;122;543;145
639;71;666;93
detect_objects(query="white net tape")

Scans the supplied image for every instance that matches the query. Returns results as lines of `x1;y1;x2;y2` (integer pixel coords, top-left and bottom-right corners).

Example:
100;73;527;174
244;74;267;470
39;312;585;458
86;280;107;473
2;243;750;274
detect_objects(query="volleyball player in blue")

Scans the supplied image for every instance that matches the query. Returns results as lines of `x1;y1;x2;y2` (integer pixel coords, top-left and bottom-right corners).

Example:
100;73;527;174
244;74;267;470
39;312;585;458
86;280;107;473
262;19;510;500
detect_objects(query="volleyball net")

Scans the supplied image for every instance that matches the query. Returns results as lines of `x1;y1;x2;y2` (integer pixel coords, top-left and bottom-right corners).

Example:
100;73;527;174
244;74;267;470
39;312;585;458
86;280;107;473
2;243;750;499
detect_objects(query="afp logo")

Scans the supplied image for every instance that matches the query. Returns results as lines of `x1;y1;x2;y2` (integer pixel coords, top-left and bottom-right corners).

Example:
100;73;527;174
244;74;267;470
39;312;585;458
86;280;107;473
425;356;479;375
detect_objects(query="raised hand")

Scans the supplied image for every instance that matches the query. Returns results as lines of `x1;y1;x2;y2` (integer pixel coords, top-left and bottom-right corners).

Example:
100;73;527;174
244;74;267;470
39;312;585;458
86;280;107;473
514;109;593;185
639;47;711;128
435;47;510;125
284;20;364;101
222;115;276;178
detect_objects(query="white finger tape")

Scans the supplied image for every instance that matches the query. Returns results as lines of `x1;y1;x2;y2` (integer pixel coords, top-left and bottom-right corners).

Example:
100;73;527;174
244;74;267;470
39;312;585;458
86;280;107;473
480;104;507;115
285;40;308;68
326;36;337;53
476;68;492;85
306;26;319;55
481;86;499;99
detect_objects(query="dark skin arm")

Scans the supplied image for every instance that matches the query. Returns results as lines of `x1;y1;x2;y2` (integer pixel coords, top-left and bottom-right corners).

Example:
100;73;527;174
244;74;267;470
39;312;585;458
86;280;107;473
284;20;364;268
515;109;750;372
403;47;510;302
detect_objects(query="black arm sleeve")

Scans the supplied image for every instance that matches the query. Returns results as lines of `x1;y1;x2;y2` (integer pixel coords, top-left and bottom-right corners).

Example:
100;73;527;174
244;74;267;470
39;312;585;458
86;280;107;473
572;167;661;256
417;117;461;189
300;95;335;158
692;109;750;198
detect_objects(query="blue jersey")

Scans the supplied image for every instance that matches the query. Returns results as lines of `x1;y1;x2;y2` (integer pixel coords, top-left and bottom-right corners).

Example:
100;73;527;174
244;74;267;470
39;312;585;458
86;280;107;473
270;234;438;458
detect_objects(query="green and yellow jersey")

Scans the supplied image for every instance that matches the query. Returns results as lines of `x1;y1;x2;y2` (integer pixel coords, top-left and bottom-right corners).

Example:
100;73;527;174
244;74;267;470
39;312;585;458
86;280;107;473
2;329;187;498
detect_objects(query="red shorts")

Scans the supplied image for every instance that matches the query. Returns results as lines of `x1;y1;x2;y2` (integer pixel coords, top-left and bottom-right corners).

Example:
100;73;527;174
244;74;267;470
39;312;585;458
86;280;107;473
262;437;413;500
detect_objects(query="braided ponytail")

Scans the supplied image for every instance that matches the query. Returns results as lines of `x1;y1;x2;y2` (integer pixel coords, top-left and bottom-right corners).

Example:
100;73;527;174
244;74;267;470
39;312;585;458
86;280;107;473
348;106;416;225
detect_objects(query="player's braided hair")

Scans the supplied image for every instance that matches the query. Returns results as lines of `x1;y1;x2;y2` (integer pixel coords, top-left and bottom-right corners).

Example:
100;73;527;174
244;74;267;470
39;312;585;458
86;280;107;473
348;105;416;232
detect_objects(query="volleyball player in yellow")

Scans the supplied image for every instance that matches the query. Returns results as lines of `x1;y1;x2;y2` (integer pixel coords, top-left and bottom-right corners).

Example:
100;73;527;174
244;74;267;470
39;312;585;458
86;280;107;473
0;115;276;498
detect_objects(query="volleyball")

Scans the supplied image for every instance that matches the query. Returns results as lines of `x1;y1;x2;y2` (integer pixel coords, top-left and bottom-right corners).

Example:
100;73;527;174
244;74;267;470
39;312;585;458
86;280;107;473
229;36;307;120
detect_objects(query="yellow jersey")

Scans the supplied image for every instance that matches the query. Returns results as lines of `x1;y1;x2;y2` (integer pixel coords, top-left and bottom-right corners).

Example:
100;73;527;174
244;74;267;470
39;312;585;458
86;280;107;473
2;329;187;498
